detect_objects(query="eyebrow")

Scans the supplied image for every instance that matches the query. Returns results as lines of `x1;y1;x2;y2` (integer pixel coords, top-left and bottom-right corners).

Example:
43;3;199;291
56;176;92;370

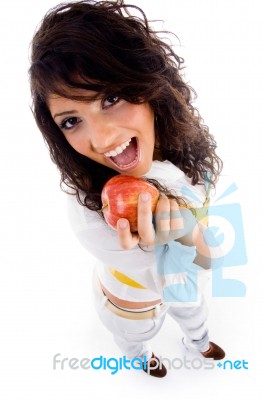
53;110;78;120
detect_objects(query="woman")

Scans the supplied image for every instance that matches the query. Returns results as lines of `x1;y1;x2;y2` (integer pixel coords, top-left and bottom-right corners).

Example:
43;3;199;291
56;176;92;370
29;0;225;378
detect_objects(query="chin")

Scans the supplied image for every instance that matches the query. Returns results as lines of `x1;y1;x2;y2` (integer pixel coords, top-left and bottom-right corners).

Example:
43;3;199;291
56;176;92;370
121;163;152;177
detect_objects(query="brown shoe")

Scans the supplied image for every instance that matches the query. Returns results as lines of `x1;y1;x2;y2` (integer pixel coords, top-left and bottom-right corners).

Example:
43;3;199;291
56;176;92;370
201;341;225;360
142;353;167;378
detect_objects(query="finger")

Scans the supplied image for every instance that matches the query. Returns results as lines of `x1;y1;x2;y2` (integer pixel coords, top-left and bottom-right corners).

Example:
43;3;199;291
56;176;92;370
170;199;184;231
137;192;155;246
155;195;171;242
117;218;140;249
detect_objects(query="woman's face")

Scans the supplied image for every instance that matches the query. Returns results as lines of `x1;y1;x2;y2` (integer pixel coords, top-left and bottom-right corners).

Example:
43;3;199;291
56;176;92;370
48;90;156;177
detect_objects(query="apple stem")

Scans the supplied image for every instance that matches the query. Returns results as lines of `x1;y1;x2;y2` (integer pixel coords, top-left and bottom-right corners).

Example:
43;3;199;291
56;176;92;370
100;204;108;212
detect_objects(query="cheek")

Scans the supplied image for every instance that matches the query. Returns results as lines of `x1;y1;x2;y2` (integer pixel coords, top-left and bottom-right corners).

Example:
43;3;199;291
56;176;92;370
140;107;155;133
64;134;86;155
120;103;154;128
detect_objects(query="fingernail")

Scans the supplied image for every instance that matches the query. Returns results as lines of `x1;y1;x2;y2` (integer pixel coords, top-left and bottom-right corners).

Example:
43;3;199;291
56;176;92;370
140;192;150;202
118;219;128;229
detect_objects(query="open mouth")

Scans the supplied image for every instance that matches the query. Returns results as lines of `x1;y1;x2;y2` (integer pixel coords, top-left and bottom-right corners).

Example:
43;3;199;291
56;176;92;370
105;137;140;171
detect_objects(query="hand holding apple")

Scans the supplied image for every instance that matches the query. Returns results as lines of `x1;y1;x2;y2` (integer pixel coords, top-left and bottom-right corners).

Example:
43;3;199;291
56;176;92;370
101;175;159;232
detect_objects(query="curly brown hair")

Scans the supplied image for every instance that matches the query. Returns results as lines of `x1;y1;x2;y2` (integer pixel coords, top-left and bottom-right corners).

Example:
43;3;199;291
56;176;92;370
29;0;222;211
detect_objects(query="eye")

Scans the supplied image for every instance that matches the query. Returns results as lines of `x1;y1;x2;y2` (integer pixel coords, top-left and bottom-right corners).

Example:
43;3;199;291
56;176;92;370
60;117;81;130
102;96;120;109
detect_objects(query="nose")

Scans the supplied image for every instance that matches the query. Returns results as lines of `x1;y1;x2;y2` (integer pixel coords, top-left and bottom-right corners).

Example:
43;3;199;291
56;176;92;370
88;116;117;153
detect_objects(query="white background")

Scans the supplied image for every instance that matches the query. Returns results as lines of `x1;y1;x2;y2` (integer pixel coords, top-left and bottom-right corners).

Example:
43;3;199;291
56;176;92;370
0;0;264;398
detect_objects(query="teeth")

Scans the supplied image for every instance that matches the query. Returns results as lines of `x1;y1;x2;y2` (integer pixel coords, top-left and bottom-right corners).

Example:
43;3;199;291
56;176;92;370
104;139;132;157
115;146;124;154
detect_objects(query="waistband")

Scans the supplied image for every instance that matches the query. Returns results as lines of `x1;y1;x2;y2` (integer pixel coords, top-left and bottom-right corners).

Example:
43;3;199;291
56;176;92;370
100;280;162;310
94;273;166;320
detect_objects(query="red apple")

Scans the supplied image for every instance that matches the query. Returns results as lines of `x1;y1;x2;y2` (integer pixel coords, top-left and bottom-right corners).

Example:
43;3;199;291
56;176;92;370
101;175;159;232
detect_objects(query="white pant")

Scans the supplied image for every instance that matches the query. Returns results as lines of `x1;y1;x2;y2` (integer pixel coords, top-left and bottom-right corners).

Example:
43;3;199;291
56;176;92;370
93;282;209;361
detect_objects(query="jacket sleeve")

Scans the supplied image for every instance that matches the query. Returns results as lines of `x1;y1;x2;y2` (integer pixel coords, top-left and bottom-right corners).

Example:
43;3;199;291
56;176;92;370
67;194;161;283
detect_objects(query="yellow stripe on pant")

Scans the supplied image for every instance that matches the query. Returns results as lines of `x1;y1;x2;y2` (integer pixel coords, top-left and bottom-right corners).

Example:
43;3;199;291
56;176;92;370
109;268;147;289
